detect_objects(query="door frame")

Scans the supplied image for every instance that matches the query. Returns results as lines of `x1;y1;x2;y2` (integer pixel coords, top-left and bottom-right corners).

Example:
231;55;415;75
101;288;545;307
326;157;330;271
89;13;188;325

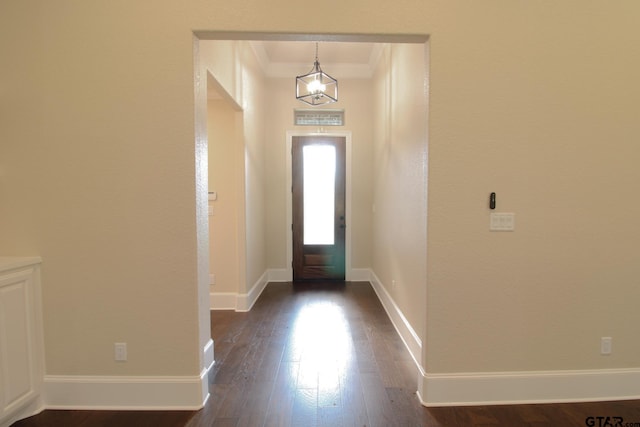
286;130;352;281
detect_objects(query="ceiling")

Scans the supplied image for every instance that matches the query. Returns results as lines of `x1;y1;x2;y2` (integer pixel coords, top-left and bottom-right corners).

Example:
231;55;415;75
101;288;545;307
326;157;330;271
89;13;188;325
250;41;383;79
206;40;383;100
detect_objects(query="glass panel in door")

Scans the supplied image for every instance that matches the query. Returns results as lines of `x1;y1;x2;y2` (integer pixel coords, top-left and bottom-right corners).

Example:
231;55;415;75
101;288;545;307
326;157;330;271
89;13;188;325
303;144;336;245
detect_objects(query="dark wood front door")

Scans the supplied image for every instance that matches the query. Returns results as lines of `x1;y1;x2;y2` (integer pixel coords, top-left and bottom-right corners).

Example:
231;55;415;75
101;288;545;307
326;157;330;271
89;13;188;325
292;136;346;281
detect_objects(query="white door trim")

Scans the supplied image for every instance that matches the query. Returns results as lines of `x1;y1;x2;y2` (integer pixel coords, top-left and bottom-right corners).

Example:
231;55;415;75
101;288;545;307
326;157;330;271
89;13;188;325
286;131;352;281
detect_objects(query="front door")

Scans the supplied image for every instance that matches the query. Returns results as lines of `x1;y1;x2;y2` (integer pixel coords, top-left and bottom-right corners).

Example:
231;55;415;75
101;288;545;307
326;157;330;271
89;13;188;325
292;136;346;281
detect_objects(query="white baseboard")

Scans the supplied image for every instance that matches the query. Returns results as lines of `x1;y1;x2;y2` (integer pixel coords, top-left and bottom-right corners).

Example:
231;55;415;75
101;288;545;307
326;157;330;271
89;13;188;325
418;368;640;407
43;372;210;410
369;271;423;373
237;270;268;312
210;270;269;312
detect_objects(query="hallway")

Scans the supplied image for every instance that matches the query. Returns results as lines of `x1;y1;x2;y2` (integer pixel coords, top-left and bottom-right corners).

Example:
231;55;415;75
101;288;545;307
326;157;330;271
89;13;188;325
201;281;428;426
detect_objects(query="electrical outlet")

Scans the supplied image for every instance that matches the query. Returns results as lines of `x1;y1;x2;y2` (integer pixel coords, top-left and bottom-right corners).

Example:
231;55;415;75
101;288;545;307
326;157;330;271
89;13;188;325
601;337;612;355
210;274;216;285
392;280;396;288
115;342;127;361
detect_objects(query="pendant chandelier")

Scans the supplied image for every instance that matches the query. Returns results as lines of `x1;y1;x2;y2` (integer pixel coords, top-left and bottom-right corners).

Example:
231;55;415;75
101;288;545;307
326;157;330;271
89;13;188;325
296;42;338;106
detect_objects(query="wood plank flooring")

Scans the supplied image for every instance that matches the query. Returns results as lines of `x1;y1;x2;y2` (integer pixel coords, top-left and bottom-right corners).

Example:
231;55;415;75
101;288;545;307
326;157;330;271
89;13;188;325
13;281;640;426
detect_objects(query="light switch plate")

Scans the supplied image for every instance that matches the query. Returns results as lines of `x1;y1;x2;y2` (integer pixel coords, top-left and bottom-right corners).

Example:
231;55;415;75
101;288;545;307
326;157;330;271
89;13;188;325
114;342;127;362
490;213;515;231
601;337;612;355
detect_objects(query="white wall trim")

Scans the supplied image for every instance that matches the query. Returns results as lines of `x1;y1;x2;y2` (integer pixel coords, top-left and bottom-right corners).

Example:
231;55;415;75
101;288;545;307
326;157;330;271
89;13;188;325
210;270;270;312
237;270;268;312
369;270;423;373
418;368;640;407
43;373;210;410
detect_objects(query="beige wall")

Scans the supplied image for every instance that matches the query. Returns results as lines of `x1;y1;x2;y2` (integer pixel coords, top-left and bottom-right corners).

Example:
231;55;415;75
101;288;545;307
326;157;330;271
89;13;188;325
425;3;640;374
239;43;268;290
371;43;429;342
207;98;243;293
1;2;205;376
1;0;640;389
264;78;374;270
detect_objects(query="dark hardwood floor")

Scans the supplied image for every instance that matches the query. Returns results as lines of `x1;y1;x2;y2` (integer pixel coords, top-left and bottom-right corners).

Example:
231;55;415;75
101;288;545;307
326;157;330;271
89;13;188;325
13;281;640;426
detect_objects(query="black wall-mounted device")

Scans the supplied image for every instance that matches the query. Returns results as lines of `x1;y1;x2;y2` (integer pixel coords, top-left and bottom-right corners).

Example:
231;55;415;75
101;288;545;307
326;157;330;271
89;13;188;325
490;192;496;209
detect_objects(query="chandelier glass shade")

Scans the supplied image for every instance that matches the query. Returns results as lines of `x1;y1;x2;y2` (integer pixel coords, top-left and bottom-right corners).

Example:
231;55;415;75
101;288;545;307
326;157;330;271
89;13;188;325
296;43;338;106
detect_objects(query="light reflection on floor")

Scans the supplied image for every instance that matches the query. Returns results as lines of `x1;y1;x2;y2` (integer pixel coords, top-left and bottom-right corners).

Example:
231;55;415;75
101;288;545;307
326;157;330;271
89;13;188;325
289;300;353;410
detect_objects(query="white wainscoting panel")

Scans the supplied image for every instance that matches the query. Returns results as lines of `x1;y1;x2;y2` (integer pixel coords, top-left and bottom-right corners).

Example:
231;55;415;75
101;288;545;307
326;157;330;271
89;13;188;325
0;258;44;427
